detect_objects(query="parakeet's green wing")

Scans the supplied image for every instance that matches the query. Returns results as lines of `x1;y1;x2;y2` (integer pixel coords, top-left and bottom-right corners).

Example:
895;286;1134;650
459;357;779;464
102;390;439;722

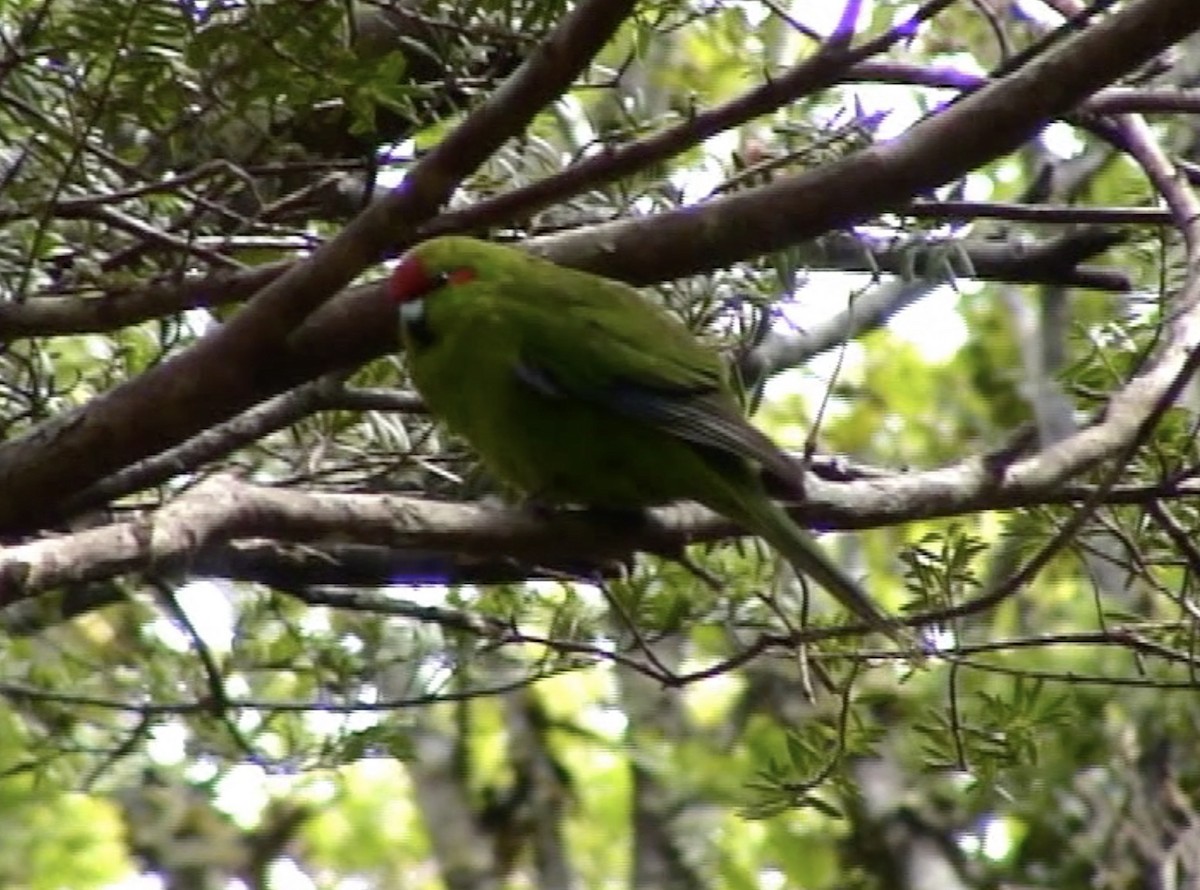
507;270;906;640
507;266;804;491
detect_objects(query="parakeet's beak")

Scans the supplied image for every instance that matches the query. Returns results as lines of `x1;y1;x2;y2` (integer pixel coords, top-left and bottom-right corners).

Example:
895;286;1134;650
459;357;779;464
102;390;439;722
400;300;425;323
399;297;434;348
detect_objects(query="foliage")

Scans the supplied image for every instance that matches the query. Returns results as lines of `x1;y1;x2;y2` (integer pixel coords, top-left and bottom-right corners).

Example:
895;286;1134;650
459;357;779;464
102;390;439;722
2;0;1200;888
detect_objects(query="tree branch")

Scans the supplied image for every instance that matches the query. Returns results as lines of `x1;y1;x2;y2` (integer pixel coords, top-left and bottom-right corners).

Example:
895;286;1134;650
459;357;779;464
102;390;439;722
525;0;1200;284
7;470;1200;610
0;228;1127;343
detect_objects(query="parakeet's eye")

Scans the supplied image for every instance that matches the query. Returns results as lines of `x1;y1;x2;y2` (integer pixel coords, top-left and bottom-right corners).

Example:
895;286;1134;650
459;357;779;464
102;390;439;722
426;267;476;291
445;267;477;286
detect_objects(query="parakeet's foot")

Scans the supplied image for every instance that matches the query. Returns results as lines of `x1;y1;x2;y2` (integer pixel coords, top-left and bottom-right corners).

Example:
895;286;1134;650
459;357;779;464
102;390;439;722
514;495;568;520
516;498;651;531
578;505;653;533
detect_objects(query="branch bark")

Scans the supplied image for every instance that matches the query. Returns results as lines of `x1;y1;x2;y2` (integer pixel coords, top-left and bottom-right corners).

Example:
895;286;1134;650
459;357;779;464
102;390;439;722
0;228;1126;343
6;470;1200;610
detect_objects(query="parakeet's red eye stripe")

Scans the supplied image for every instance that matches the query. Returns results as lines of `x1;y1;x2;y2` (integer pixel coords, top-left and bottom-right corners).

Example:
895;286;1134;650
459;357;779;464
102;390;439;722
448;267;476;286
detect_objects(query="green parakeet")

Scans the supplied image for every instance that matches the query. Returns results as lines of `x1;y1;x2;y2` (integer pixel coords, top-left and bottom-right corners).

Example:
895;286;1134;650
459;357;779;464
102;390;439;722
390;236;903;641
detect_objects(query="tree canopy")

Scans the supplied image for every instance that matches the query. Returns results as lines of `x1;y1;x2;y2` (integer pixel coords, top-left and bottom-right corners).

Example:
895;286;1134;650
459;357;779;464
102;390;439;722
3;0;1200;887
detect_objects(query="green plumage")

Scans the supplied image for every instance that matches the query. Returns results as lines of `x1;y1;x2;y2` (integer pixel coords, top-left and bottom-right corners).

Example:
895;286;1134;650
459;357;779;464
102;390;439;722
391;236;901;639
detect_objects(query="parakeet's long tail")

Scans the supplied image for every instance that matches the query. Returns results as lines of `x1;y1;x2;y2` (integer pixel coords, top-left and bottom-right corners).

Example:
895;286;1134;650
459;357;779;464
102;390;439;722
732;495;911;645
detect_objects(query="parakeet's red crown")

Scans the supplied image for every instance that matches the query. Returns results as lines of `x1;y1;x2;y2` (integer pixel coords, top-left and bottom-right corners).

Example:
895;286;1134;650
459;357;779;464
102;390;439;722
389;255;432;304
389;254;476;304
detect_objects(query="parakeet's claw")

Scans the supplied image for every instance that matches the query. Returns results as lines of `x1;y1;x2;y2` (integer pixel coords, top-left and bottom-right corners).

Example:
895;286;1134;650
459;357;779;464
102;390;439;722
514;495;565;520
578;505;653;532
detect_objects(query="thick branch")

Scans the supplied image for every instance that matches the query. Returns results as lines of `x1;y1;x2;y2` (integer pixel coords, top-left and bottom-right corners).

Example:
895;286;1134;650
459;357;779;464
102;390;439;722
0;476;681;603
7;471;1200;606
525;0;1200;283
0;229;1127;342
